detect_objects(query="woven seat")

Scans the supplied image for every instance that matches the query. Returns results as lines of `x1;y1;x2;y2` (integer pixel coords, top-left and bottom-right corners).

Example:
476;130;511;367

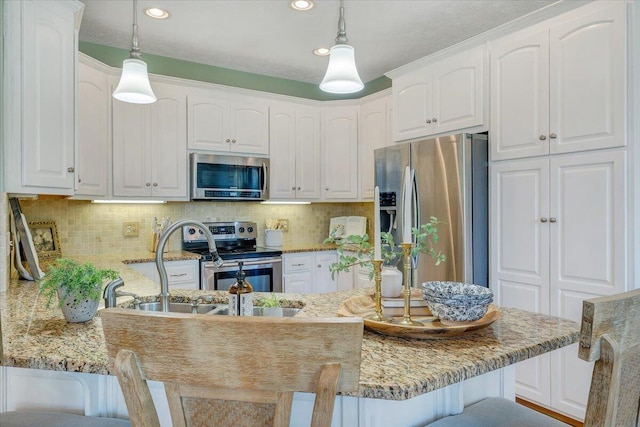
0;410;130;427
101;308;364;427
427;288;640;427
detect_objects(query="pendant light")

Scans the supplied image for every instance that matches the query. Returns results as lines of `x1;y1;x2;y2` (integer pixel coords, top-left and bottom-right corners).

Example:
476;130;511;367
113;0;157;104
319;0;364;94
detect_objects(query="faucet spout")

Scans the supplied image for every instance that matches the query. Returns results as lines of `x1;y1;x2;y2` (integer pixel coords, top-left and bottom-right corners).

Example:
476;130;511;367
155;219;223;312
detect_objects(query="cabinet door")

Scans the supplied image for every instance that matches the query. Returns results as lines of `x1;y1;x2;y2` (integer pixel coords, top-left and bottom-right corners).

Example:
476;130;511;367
283;273;313;294
149;84;188;199
314;252;338;294
295;107;322;199
359;96;390;200
549;2;626;154
229;96;270;155
112;101;151;197
431;46;484;135
490;28;550;161
76;62;109;197
21;0;76;191
187;94;229;151
269;103;297;199
392;71;432;141
322;107;359;200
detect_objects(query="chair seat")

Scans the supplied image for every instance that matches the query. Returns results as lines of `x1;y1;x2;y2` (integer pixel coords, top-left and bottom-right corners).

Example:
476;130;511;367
426;397;568;427
0;411;131;427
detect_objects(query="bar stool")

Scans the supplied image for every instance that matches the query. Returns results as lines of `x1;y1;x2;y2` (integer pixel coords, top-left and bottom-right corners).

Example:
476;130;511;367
0;411;130;426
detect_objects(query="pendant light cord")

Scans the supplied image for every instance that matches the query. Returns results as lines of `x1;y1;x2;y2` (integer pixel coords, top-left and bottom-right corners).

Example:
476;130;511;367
335;0;348;44
130;0;142;59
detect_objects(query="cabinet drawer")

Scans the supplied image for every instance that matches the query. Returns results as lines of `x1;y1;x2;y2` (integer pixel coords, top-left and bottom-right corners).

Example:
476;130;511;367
283;255;313;273
166;263;197;285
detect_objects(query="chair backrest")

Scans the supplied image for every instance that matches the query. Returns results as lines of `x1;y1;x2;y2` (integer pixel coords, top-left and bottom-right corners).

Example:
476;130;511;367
101;308;363;427
579;288;640;427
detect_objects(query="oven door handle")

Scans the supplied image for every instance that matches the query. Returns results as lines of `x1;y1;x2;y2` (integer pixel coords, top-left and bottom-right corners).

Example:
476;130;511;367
203;258;282;269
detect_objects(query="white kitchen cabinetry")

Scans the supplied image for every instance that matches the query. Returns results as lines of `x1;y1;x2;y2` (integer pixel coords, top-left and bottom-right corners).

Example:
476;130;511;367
187;93;269;155
359;94;392;200
2;0;84;195
75;59;109;198
490;1;626;161
321;106;359;200
127;259;199;290
391;46;485;142
269;102;321;200
112;82;188;200
490;150;627;419
282;252;338;294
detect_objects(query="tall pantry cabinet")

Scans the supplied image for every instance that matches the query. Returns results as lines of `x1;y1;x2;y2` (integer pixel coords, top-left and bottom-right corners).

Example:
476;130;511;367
489;1;628;420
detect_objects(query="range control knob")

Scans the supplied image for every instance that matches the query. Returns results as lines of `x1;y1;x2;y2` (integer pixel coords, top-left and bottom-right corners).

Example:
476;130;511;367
247;226;254;233
188;228;196;235
239;227;245;233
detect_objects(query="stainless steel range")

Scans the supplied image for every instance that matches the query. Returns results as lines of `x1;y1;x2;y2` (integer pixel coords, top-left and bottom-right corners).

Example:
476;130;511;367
182;221;282;292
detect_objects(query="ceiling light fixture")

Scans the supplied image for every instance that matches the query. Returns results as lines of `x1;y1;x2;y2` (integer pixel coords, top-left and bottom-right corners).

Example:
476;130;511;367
144;7;170;19
313;47;330;56
290;0;314;11
113;0;157;104
319;0;364;94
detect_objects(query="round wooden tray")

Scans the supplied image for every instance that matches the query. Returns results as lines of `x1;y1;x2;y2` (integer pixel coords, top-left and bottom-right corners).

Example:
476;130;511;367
338;294;500;339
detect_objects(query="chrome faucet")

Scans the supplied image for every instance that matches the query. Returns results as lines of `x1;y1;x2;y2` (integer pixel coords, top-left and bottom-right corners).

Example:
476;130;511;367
103;277;124;308
155;219;224;312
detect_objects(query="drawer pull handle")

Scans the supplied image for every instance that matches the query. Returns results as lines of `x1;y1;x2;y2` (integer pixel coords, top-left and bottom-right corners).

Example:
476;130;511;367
292;263;305;267
170;273;187;277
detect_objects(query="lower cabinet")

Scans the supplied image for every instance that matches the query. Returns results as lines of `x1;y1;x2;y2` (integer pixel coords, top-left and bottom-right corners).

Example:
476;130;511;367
127;260;199;291
282;251;339;294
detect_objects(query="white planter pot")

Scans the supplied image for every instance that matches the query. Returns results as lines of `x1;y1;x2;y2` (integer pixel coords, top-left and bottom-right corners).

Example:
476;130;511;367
58;288;100;323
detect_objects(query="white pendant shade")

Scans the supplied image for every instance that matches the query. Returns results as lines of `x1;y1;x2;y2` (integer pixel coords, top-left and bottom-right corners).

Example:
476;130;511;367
113;59;157;104
320;44;364;94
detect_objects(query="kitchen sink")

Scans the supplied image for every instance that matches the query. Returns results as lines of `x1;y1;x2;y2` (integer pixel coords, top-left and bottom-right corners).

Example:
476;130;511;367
207;305;301;317
135;301;220;314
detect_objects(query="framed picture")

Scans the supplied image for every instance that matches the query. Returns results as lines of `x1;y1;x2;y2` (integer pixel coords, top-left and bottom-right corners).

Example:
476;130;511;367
27;220;62;263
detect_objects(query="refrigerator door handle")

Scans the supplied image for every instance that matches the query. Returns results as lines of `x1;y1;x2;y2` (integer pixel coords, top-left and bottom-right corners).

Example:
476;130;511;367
412;168;419;270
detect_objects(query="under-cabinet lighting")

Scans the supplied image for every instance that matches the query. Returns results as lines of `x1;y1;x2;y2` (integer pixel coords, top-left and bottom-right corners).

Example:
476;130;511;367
261;201;311;205
92;200;167;204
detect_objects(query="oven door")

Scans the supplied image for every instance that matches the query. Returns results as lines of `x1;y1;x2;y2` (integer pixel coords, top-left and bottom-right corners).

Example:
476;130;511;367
202;257;282;293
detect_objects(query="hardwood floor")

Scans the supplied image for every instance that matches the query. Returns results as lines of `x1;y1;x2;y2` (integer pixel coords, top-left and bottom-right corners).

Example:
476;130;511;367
516;398;584;427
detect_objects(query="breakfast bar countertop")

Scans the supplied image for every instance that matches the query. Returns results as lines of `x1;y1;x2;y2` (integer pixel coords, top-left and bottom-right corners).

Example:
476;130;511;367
0;254;580;401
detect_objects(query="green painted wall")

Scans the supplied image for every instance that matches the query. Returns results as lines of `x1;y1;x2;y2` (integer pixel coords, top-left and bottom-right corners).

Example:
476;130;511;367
79;41;391;101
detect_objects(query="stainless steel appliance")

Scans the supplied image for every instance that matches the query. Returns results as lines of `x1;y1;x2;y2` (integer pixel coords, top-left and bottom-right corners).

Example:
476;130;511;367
374;133;488;286
190;153;269;201
182;221;282;292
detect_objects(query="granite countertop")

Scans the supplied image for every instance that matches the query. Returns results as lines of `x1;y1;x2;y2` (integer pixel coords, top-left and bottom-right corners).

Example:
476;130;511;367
279;243;338;253
0;253;580;400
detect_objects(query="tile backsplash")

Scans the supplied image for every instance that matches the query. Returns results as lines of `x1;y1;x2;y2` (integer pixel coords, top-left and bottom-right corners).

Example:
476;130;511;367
16;199;373;256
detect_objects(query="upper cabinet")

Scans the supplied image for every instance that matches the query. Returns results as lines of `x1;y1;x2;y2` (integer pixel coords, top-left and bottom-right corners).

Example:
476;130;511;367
187;92;269;155
359;94;392;200
321;106;359;200
112;82;188;200
3;0;84;195
269;102;321;200
75;60;110;198
391;45;485;142
490;1;626;161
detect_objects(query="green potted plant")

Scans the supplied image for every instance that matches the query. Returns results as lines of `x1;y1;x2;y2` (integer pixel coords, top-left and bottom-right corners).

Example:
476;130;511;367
257;292;284;317
324;216;446;295
39;258;119;323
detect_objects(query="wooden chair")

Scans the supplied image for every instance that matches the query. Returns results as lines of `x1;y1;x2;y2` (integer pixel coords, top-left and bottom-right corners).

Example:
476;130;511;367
100;308;364;427
0;411;130;427
427;288;640;427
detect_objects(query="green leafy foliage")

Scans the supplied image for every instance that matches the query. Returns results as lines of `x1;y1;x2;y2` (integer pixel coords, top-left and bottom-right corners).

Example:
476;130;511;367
258;292;282;308
38;258;119;308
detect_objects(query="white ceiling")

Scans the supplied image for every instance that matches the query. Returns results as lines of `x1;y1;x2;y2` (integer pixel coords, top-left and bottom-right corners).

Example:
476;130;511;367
79;0;558;85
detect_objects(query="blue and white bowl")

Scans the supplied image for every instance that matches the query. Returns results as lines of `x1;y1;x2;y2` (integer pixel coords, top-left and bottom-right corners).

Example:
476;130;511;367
422;281;493;322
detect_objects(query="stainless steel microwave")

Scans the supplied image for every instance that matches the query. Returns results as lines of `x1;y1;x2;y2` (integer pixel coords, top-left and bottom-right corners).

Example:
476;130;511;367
190;153;269;201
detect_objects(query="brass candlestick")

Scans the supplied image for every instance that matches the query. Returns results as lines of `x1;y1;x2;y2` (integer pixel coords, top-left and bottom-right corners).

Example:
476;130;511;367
396;242;422;326
368;259;392;322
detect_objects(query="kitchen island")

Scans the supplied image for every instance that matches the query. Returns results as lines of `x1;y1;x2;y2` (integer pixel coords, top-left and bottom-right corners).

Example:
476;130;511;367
0;254;580;426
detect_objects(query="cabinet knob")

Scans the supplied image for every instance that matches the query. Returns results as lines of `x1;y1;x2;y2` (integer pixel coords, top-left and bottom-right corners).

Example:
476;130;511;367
297;186;301;190
549;133;557;139
432;118;437;123
539;135;547;141
146;183;151;187
426;119;431;124
540;217;548;223
67;167;75;173
77;175;82;183
232;139;236;143
317;264;321;268
325;187;329;191
226;139;231;143
153;183;158;187
549;217;557;223
291;186;296;191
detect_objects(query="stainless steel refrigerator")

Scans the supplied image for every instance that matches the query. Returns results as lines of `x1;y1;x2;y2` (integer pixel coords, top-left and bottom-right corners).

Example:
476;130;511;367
374;133;488;287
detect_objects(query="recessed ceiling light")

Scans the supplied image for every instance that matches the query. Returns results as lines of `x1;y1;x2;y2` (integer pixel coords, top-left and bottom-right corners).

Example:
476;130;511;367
144;7;170;19
290;0;314;11
313;47;330;56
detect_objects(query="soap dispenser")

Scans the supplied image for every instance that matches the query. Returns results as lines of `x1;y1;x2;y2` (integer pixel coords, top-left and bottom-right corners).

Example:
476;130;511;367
228;262;253;316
